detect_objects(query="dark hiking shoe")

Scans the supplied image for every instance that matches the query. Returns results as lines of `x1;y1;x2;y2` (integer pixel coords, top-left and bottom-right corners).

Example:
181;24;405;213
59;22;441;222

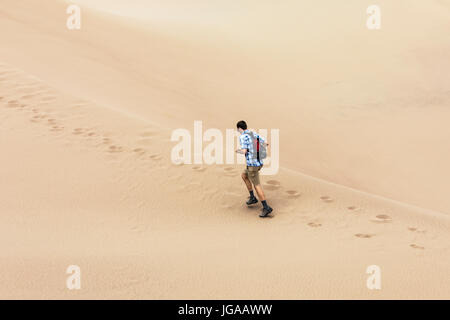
246;196;258;206
259;206;273;218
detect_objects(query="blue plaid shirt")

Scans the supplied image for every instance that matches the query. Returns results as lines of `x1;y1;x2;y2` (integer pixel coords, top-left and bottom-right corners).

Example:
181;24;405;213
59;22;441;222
239;130;265;167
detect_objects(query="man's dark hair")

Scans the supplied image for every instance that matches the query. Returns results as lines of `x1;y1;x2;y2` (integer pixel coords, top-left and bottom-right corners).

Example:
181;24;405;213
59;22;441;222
236;120;247;130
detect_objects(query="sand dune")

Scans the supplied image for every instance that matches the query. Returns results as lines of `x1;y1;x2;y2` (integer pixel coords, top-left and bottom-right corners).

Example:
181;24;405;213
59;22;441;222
2;0;450;212
0;0;449;299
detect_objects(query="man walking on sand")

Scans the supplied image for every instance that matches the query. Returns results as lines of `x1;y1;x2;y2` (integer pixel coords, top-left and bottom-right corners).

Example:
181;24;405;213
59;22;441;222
235;120;273;218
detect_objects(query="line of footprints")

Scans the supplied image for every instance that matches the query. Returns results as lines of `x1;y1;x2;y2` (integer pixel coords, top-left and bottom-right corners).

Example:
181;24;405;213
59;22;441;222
1;93;426;250
221;166;426;250
1;92;165;164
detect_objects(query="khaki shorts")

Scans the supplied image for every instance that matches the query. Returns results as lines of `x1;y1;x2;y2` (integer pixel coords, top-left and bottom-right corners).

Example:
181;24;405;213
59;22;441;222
243;166;262;186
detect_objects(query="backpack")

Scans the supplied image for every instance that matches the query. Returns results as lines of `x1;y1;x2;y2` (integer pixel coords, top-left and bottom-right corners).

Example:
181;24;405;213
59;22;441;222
248;131;267;161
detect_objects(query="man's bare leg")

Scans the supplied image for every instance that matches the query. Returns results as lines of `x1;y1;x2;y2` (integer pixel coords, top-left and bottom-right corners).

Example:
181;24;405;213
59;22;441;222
254;184;266;201
241;172;253;192
242;172;259;205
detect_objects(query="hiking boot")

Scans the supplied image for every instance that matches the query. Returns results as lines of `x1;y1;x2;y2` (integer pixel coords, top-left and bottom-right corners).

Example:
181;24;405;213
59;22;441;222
246;196;258;206
259;206;273;218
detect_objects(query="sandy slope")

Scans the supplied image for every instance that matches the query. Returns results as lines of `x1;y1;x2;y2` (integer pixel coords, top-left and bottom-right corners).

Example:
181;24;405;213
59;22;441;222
0;0;449;299
2;0;450;213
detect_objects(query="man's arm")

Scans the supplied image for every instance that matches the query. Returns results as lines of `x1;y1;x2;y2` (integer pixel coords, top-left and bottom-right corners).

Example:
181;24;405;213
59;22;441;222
236;135;249;154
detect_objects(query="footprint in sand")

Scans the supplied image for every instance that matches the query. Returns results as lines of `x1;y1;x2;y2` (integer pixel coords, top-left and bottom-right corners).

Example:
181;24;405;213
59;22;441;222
347;206;359;212
264;180;281;190
320;196;334;203
355;233;374;239
149;154;162;161
72;128;84;135
307;222;322;228
50;125;64;132
410;244;425;250
286;190;301;198
132;148;147;156
30;114;47;122
171;159;185;166
408;227;426;234
48;120;63;128
72;128;96;137
370;214;392;223
107;145;124;153
223;167;238;177
7;100;20;108
192;166;207;172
